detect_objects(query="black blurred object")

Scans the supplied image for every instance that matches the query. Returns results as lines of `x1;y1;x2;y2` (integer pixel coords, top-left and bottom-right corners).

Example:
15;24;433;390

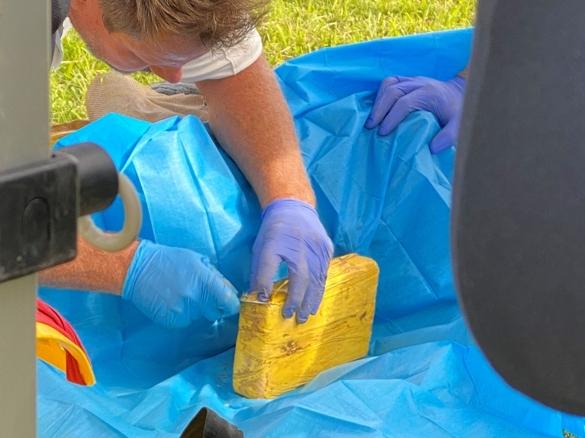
62;142;118;216
0;143;118;283
453;0;585;415
181;408;243;438
51;0;69;34
50;0;69;57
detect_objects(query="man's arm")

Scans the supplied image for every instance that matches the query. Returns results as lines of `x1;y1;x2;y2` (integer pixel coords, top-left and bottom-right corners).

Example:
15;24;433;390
39;238;136;294
39;238;240;327
196;54;314;207
197;54;333;323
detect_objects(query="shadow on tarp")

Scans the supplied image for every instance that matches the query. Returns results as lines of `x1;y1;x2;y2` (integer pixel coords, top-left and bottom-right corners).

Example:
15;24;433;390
38;29;584;437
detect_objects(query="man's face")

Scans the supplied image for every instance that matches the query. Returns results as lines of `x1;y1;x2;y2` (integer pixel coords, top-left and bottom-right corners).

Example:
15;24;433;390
69;0;208;83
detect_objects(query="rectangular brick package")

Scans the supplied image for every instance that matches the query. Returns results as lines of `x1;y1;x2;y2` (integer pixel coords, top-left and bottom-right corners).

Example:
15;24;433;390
233;254;379;399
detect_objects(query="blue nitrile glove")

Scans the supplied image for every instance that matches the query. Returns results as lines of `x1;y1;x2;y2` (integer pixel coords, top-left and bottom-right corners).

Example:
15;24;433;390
250;199;334;323
122;240;240;328
365;75;466;154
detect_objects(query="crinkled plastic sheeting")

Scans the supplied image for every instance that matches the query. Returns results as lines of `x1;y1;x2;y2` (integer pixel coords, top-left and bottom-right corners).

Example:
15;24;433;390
40;29;584;437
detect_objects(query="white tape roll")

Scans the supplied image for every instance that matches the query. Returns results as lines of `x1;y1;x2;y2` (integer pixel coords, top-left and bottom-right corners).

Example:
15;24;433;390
78;173;142;252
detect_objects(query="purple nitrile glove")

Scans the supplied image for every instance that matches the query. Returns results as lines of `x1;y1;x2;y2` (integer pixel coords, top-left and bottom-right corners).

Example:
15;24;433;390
250;199;333;323
122;240;240;328
365;75;466;154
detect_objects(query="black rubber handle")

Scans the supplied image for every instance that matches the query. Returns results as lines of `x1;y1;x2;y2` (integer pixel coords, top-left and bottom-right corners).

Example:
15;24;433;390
59;142;119;217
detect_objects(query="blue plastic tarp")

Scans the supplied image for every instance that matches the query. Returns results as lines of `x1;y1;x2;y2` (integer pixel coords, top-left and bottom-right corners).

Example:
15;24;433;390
40;29;585;437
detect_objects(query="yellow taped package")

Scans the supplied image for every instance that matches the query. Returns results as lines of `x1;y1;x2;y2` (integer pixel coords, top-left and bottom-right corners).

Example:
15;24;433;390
233;254;379;399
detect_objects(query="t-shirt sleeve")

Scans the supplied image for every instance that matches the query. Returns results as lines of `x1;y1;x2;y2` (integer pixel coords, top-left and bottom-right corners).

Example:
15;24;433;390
179;28;263;84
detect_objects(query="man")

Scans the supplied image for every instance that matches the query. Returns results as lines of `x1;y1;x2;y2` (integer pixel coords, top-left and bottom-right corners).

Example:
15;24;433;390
44;0;333;327
366;72;467;154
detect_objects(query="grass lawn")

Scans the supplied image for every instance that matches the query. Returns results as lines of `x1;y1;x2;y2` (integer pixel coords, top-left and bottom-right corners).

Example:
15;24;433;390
50;0;475;123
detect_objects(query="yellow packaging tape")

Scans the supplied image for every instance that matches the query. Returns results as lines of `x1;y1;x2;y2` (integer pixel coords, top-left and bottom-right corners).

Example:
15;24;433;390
233;253;379;399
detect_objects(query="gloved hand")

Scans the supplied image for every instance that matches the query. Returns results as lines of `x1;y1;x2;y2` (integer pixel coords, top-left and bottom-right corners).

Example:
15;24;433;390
122;240;240;328
250;199;334;323
365;75;466;154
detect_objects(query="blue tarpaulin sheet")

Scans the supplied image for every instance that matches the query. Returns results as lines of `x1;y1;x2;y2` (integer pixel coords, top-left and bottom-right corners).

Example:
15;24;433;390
40;29;585;437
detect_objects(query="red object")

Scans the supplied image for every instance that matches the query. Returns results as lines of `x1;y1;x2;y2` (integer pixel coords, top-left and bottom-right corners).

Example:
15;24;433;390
36;299;91;385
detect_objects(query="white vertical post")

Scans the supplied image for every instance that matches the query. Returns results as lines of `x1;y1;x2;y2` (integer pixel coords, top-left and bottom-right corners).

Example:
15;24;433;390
0;0;50;435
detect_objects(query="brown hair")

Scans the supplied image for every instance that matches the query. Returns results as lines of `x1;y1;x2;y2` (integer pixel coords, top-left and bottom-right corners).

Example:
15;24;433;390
99;0;269;48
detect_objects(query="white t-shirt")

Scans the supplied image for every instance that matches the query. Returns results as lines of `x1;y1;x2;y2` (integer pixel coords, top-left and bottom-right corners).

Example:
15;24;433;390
52;19;263;83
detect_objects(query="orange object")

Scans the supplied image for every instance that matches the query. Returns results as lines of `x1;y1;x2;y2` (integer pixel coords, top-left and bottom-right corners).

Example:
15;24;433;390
49;120;89;146
36;299;96;386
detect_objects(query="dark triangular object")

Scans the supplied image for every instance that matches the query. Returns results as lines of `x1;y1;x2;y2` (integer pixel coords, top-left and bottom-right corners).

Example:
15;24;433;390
181;408;243;438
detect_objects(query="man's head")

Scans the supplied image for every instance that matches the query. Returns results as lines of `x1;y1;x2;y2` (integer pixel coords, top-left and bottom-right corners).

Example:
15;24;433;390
69;0;268;83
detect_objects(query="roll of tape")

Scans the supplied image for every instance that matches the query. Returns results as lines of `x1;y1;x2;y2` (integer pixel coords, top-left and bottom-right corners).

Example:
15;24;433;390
78;173;142;252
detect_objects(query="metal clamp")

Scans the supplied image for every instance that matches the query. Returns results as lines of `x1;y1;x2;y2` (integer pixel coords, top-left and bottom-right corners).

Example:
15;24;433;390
0;142;142;283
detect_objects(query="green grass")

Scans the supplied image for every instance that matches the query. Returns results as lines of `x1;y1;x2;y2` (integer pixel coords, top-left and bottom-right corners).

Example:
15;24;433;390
50;0;474;123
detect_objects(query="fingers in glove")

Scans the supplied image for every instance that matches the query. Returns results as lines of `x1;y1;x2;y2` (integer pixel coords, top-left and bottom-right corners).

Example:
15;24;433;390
196;259;241;322
296;241;332;322
282;260;310;320
378;89;429;136
298;277;327;322
306;247;333;318
366;77;422;129
250;246;281;302
430;119;459;154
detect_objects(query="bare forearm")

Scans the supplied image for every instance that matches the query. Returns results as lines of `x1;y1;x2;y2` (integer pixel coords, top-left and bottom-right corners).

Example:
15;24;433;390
39;238;138;294
197;55;314;207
